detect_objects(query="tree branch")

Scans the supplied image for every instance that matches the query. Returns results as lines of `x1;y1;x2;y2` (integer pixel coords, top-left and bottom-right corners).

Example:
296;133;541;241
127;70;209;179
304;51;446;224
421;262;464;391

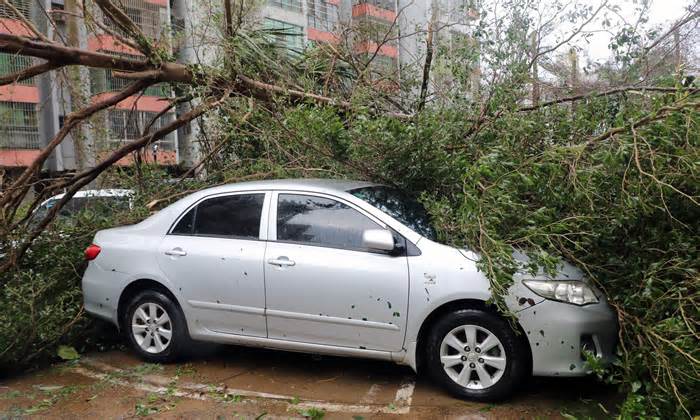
0;79;157;211
236;75;410;119
0;61;62;85
92;0;155;57
0;93;226;275
586;100;700;145
528;1;608;69
642;8;700;55
417;17;436;112
82;0;143;52
519;86;700;111
0;0;51;42
0;33;149;70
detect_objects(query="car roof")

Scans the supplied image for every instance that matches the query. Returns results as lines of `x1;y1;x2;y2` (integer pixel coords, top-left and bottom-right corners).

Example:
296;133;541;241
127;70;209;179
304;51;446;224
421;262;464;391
201;178;381;195
45;189;133;202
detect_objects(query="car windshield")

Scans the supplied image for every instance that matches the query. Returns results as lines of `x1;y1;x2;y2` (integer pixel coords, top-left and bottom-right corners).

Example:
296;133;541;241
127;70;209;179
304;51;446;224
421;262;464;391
349;186;437;241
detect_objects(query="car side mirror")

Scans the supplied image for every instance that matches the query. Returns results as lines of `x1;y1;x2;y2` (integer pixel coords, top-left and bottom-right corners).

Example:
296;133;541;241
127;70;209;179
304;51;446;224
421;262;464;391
362;229;395;251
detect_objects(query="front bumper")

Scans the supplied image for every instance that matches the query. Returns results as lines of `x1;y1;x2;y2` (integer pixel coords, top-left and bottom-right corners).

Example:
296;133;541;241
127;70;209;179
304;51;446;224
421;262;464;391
516;298;618;376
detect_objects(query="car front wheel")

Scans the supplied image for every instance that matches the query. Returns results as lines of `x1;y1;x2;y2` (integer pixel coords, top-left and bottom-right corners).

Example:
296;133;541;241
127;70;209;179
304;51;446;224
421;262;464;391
125;290;187;363
425;309;528;401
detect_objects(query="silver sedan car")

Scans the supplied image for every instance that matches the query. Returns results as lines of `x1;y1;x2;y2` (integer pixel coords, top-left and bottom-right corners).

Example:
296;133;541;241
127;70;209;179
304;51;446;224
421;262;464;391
82;179;617;401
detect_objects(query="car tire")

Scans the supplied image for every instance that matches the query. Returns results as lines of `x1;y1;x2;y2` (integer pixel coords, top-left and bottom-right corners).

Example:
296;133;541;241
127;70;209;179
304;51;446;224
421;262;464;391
425;308;528;402
124;290;188;363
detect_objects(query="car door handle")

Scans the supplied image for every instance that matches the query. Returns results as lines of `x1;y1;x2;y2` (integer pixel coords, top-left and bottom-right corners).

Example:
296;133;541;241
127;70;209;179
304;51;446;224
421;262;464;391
267;257;295;267
165;248;187;257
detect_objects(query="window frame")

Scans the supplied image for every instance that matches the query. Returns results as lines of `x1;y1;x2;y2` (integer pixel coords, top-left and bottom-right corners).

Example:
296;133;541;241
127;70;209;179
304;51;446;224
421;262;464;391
168;191;271;241
269;190;401;254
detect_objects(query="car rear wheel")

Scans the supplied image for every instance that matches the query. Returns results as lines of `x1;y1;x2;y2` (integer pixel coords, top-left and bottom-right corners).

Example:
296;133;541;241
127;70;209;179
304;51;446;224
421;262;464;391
125;290;187;363
425;309;527;401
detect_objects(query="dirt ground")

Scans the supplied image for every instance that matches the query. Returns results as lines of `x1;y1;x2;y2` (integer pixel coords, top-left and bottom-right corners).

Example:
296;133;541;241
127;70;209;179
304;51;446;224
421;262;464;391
0;343;619;419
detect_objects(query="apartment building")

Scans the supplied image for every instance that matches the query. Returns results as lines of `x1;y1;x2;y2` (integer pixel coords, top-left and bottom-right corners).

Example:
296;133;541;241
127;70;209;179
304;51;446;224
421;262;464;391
262;0;478;85
0;0;478;175
0;0;178;175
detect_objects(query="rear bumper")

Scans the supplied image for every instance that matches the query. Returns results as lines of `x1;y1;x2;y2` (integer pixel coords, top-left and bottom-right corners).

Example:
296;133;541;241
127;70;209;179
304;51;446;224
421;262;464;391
517;298;618;376
82;261;128;327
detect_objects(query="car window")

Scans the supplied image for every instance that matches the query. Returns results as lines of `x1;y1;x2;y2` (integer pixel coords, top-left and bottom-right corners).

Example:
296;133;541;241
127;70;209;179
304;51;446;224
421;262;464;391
171;207;195;234
172;194;264;239
349;186;437;241
276;194;380;250
71;196;130;213
32;195;130;223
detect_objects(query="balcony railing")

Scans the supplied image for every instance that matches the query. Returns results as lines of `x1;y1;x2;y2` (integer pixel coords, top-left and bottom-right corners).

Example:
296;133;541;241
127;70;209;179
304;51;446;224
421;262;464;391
0;0;31;20
95;0;167;40
91;68;170;97
107;109;176;150
90;51;171;97
0;53;35;85
0;101;40;149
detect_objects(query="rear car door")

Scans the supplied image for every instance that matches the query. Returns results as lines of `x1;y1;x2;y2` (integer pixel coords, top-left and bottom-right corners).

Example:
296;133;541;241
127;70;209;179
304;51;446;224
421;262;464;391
156;192;269;337
263;191;410;351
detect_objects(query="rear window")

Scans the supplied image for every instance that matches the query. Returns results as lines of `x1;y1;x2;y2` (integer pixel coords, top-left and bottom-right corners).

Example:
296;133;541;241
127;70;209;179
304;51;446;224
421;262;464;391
171;194;264;239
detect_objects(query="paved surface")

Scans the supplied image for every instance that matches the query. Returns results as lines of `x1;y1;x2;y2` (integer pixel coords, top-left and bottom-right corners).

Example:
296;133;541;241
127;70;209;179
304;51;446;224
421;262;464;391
0;344;618;419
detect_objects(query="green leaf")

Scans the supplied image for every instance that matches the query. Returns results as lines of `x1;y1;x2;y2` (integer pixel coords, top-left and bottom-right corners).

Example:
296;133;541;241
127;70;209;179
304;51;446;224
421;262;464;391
631;381;642;393
57;345;80;361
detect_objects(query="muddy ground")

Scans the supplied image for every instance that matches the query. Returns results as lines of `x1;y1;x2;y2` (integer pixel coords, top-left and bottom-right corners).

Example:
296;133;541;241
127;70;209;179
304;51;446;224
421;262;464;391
1;343;619;419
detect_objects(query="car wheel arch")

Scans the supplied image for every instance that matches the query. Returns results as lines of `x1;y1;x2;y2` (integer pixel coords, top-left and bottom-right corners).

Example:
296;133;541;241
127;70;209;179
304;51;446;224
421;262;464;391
415;299;532;375
117;279;186;333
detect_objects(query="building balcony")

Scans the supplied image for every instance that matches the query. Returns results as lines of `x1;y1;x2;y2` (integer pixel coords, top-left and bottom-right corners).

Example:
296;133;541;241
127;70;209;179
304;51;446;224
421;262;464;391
354;40;398;58
352;2;396;22
307;27;338;43
0;0;30;20
101;108;177;165
0;0;37;37
0;149;40;166
267;0;303;14
92;0;168;42
0;101;40;152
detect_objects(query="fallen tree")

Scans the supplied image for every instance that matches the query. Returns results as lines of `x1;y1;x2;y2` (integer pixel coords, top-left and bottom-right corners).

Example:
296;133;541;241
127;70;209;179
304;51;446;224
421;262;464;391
0;0;698;417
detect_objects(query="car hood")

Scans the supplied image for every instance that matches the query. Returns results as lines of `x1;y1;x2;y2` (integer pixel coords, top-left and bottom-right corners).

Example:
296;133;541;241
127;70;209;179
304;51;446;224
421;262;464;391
455;246;586;281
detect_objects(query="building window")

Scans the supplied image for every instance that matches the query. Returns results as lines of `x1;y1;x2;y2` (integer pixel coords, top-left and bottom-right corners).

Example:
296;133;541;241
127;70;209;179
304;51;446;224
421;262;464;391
0;0;32;19
263;18;303;53
91;68;170;97
0;102;40;149
90;52;171;97
0;53;35;85
307;0;338;32
267;0;303;13
97;0;166;40
107;109;176;150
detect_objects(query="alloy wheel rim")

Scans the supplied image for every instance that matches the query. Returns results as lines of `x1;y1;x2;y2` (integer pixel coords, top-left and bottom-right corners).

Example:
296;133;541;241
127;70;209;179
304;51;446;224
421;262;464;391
439;324;507;389
131;302;173;354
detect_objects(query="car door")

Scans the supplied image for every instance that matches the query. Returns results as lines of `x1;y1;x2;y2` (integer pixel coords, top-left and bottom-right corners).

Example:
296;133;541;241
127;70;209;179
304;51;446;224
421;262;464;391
264;191;410;352
156;192;269;337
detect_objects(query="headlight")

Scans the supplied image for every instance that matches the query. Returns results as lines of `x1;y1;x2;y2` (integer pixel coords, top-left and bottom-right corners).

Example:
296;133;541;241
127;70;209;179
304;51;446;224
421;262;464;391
522;280;599;306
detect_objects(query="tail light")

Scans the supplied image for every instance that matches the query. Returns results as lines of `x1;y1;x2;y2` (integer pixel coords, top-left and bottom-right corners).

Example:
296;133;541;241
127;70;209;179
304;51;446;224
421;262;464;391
84;244;101;261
